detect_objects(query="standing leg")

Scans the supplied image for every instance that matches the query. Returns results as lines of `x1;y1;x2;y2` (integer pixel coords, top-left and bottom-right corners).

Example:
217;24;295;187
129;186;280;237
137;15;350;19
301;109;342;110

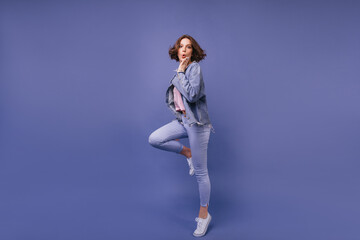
186;124;211;215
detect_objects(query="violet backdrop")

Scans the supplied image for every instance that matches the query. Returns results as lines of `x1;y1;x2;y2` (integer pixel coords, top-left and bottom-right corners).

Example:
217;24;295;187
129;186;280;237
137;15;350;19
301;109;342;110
1;0;359;239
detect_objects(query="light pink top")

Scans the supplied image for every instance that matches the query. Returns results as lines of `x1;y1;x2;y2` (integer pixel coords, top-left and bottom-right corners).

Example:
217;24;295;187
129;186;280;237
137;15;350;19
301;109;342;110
173;86;186;112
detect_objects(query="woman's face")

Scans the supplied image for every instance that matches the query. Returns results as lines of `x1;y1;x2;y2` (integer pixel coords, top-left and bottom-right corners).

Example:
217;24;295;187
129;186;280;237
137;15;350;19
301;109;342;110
178;38;193;63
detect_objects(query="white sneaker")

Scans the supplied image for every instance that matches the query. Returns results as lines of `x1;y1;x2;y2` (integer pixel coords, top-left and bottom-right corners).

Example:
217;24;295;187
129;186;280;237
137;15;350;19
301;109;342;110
186;157;195;176
193;213;211;237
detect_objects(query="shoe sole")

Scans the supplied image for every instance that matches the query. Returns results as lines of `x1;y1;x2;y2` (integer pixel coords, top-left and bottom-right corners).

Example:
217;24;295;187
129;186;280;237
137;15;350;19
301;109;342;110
193;214;211;237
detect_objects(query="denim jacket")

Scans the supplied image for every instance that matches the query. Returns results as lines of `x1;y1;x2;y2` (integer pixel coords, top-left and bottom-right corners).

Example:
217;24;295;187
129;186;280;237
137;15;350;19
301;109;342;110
165;61;215;133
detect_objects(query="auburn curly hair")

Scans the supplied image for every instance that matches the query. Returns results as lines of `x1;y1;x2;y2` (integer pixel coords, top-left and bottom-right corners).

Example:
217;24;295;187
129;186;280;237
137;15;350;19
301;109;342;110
168;34;207;63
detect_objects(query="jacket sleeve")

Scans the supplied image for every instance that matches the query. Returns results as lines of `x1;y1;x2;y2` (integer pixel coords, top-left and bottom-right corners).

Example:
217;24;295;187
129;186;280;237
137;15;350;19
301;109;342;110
172;64;204;103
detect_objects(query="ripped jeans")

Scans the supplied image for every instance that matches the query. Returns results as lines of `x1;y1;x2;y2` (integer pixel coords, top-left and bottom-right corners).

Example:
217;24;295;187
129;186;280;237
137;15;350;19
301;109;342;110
148;113;211;207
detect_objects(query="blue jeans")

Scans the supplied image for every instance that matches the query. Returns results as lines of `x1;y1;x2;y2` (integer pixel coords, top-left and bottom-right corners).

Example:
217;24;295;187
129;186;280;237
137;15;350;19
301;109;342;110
148;114;211;207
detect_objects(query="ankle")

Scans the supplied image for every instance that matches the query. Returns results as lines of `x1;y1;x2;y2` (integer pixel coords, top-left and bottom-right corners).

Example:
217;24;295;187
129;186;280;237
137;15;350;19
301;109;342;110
185;148;192;158
181;146;192;158
199;212;208;219
198;205;208;218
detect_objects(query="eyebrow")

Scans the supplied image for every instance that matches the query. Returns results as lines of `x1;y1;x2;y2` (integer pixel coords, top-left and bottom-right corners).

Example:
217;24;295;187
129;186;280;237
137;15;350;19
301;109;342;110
180;44;191;46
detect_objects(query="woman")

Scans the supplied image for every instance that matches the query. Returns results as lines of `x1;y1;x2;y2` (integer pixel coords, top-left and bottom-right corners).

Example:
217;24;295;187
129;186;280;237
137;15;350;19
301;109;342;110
148;34;215;237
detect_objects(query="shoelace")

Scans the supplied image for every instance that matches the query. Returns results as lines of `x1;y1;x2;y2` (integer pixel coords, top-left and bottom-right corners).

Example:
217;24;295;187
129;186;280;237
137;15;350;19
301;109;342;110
195;217;204;229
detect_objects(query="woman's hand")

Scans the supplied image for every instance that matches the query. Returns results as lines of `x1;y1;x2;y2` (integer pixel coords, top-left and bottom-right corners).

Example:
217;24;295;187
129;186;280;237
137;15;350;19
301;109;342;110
177;57;190;72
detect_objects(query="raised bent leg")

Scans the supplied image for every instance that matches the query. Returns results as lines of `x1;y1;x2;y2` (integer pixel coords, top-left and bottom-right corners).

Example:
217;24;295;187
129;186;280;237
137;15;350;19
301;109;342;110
148;120;188;153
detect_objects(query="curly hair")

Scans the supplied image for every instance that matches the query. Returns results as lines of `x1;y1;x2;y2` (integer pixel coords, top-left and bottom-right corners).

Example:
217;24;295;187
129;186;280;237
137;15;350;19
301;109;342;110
168;34;207;63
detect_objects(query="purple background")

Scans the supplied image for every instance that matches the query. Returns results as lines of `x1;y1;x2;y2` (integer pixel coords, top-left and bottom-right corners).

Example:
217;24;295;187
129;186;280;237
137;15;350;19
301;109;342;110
1;0;359;239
